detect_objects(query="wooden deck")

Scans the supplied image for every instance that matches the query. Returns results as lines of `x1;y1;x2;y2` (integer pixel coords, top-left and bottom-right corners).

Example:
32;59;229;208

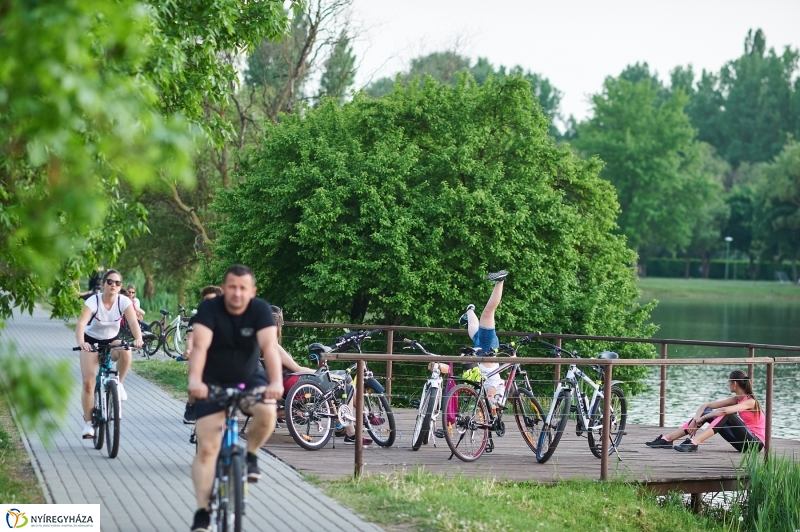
262;409;800;494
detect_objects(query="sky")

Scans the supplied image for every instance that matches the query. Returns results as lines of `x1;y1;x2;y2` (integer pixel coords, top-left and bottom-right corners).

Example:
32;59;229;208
348;0;800;124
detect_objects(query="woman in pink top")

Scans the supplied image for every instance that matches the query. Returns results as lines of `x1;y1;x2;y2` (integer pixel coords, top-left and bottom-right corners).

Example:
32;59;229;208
645;370;765;453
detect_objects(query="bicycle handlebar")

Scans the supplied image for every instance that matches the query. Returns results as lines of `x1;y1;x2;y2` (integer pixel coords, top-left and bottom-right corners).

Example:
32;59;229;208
537;338;580;358
73;343;131;353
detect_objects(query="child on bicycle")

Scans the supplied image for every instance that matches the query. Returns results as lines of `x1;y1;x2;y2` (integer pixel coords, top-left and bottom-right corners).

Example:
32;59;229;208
645;369;765;452
459;270;508;413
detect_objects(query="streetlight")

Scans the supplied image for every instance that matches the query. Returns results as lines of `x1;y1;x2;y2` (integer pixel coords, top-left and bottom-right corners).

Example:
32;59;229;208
724;236;733;280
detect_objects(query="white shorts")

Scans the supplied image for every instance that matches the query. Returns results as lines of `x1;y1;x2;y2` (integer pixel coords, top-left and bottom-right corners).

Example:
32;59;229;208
479;364;505;396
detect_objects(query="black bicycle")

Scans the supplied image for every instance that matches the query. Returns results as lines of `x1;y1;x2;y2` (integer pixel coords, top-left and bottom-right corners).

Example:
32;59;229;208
73;343;127;458
285;330;396;450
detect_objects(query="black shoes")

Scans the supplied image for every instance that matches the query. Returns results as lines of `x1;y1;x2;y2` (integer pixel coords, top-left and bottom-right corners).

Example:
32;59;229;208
674;438;699;452
343;435;373;446
183;402;196;425
645;434;673;449
486;270;508;283
190;508;210;532
246;452;261;483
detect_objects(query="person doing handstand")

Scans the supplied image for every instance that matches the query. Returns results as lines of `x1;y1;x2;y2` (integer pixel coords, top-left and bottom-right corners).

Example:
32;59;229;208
646;370;765;453
459;270;508;413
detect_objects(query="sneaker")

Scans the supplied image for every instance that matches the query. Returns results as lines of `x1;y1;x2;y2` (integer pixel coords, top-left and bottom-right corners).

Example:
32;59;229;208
176;356;187;362
81;421;94;439
183;402;196;425
434;429;445;439
458;304;476;326
190;508;211;532
343;435;373;446
117;381;128;401
246;453;261;483
645;435;673;449
368;413;385;426
486;270;508;283
674;438;698;452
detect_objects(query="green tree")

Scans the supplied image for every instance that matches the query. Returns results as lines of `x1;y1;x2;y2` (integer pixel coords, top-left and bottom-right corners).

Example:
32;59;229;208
366;52;562;136
205;74;656;393
724;163;765;279
574;67;710;266
319;31;357;103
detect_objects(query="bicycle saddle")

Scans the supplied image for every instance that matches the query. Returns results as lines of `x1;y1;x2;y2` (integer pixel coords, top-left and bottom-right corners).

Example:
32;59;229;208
308;343;333;355
160;309;170;316
597;351;618;359
461;346;481;356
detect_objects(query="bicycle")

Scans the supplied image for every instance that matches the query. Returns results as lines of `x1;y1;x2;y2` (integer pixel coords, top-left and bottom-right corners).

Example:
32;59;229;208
403;338;448;450
197;385;264;532
535;338;627;464
441;335;545;462
284;329;396;450
143;305;191;358
72;342;127;458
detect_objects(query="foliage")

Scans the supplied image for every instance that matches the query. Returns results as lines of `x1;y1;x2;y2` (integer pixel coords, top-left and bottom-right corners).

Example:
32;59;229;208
729;450;800;531
366;52;563;137
0;395;45;503
319;470;725;532
574;65;711;258
206;74;656;391
0;342;72;441
319;30;357;103
676;30;800;166
0;0;197;320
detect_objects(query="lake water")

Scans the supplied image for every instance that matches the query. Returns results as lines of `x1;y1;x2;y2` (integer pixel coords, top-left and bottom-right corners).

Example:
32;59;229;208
627;298;800;440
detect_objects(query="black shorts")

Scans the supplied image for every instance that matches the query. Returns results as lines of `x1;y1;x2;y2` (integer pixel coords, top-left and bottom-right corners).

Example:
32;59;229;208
83;333;120;346
195;369;270;420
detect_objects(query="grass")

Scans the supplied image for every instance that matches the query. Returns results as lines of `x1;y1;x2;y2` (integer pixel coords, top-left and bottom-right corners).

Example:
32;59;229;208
130;360;188;399
318;470;725;532
637;277;800;301
0;392;46;503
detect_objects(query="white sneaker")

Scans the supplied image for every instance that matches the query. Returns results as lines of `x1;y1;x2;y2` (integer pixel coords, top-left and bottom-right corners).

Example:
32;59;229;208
117;381;128;401
82;421;94;439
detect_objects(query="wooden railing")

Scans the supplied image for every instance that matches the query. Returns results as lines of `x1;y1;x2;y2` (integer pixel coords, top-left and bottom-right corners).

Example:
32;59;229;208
284;322;800;479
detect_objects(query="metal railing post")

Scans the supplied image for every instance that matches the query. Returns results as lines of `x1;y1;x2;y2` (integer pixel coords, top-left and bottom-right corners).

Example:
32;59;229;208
660;343;667;428
765;361;773;457
748;347;755;380
354;360;365;477
554;337;562;391
386;329;393;401
600;362;612;481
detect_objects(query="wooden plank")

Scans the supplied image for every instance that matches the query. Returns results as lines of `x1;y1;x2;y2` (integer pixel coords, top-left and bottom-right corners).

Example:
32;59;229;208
264;409;800;492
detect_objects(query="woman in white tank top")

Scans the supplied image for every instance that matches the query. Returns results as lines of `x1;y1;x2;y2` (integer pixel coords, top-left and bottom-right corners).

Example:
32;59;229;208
74;269;144;439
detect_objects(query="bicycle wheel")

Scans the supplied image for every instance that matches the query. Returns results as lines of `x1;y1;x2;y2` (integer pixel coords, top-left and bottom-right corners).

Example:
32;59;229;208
144;321;162;356
513;387;544;454
220;453;244;532
588;385;627;459
173;323;189;356
285;381;333;450
92;385;104;450
536;389;571;464
442;384;489;462
412;385;435;451
105;380;121;458
364;386;395;447
163;326;178;358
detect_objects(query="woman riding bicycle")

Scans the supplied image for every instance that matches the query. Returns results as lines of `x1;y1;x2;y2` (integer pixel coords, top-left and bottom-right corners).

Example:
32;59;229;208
646;370;765;453
75;269;143;438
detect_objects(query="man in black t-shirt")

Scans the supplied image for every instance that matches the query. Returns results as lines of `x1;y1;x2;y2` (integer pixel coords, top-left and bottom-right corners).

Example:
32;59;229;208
187;265;283;532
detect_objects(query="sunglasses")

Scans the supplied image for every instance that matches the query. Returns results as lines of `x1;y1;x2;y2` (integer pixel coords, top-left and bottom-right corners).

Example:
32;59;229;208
105;279;122;286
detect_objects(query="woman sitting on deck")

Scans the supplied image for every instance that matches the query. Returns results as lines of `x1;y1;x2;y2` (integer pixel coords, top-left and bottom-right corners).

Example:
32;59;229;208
645;370;765;453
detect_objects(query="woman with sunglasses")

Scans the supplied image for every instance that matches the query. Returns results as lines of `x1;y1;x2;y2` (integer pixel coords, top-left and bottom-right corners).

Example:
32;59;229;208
75;269;144;439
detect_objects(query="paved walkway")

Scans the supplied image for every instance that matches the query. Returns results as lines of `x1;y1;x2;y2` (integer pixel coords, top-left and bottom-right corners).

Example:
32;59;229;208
0;307;381;532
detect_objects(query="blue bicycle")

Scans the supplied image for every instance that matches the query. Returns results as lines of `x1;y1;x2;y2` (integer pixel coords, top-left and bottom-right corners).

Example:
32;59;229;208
201;386;265;532
73;343;126;458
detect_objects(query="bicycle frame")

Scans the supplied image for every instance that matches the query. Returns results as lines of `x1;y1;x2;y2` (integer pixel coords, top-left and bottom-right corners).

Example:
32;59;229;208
545;363;602;435
94;348;120;425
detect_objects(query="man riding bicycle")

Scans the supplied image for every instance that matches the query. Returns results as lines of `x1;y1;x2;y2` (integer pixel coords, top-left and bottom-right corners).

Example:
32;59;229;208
187;265;283;532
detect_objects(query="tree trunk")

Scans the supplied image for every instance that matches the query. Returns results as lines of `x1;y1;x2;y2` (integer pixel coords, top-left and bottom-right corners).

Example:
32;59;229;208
141;262;156;300
684;258;691;279
748;255;757;281
793;258;798;284
702;257;711;279
349;291;370;323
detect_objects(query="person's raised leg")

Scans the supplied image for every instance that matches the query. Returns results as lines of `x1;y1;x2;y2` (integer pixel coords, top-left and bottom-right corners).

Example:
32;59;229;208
479;277;505;330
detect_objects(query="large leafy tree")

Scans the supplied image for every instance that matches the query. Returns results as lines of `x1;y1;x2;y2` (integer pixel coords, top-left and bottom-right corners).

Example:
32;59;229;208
206;74;656;391
366;52;562;136
574;66;712;264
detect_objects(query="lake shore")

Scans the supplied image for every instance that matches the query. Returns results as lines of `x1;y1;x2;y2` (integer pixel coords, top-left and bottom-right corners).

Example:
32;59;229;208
638;277;800;301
